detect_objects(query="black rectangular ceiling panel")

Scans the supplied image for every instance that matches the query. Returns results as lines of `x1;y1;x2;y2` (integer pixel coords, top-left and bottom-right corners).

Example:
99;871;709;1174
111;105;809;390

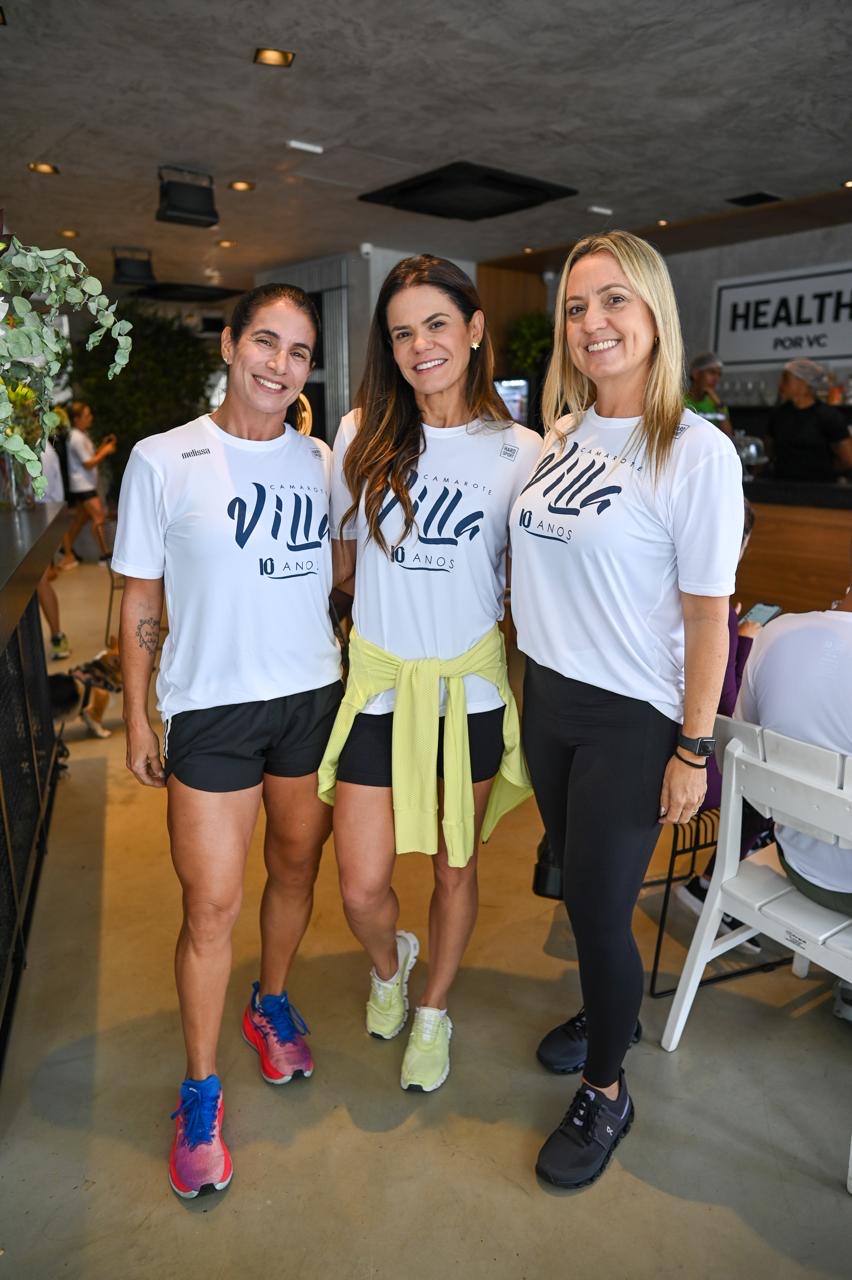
359;161;577;221
726;191;783;208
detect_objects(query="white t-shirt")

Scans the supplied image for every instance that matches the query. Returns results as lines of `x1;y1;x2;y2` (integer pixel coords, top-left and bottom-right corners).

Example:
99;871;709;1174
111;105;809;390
735;611;852;893
331;412;541;714
510;405;743;722
67;427;96;493
40;441;65;503
112;415;340;719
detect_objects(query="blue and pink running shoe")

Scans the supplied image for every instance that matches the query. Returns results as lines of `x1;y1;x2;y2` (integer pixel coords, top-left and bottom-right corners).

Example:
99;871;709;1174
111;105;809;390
242;982;314;1084
169;1074;233;1198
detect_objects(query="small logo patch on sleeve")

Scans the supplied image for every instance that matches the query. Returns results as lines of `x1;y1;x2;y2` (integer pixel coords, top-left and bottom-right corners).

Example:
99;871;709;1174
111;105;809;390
500;444;519;461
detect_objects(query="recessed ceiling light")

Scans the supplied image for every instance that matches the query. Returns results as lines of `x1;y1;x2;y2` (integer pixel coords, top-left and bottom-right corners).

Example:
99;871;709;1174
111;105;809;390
523;247;534;255
843;180;852;189
59;228;79;238
253;48;295;67
587;204;613;217
216;239;236;248
656;218;669;227
286;139;324;155
28;161;59;175
228;180;255;192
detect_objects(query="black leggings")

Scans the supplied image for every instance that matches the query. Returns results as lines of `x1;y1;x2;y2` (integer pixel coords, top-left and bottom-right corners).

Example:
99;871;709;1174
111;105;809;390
522;659;678;1087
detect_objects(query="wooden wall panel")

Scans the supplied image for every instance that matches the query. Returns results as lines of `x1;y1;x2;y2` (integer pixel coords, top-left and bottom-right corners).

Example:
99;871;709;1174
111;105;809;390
477;265;548;374
736;503;852;614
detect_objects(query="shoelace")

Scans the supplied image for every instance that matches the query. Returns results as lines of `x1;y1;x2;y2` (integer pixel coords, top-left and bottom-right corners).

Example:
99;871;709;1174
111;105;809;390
413;1009;444;1044
170;1086;218;1149
258;992;309;1044
563;1007;587;1041
558;1088;600;1145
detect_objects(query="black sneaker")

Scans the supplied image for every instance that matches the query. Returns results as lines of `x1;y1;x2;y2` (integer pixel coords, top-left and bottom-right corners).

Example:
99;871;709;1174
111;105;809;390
536;1071;633;1189
537;1007;642;1075
675;876;761;955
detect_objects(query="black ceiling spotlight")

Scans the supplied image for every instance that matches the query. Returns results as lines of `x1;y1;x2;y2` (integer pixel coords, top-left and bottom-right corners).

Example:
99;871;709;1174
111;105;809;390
112;246;156;286
359;161;577;221
156;167;219;227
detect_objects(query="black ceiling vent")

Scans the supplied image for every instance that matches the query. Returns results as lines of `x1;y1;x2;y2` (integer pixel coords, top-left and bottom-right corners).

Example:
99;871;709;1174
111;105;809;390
359;161;577;221
156;167;219;227
726;191;783;208
132;282;240;303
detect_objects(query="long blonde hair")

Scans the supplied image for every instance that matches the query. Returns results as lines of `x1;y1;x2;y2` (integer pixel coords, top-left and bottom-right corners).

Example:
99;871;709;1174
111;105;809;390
541;230;685;475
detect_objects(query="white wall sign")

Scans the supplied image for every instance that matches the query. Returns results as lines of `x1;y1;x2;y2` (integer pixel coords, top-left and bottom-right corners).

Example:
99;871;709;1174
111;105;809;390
712;263;852;367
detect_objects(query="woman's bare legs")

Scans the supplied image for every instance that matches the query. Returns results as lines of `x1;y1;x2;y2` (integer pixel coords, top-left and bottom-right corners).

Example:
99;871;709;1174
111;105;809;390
258;771;332;997
334;776;494;1007
333;782;399;979
420;777;493;1010
168;777;262;1079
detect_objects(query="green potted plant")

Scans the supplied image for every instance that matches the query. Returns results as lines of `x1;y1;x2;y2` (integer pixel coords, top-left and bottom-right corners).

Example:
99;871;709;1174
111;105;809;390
0;231;131;499
506;311;553;433
73;304;219;501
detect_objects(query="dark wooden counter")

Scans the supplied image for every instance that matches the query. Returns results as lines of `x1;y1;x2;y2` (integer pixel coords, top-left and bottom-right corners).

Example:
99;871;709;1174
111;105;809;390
736;502;852;615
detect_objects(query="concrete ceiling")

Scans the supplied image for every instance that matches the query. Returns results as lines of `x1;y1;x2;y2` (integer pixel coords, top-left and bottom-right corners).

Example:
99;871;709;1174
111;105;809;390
5;0;852;295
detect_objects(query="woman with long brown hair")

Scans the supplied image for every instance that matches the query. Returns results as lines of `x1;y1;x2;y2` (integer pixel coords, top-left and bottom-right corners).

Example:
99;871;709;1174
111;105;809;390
319;255;538;1092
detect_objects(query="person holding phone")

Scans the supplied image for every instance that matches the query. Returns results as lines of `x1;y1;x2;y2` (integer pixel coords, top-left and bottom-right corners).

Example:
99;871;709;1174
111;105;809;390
113;283;341;1199
510;230;743;1189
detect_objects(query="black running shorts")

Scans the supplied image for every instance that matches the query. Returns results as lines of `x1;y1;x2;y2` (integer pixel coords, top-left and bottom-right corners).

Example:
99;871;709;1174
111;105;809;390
336;706;505;788
164;682;343;792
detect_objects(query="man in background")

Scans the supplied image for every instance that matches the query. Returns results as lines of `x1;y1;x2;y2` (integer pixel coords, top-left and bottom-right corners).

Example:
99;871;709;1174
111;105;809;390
765;359;852;482
685;352;733;436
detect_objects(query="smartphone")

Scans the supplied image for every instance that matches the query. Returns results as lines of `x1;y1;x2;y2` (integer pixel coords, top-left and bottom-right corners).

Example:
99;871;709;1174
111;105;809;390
740;602;782;625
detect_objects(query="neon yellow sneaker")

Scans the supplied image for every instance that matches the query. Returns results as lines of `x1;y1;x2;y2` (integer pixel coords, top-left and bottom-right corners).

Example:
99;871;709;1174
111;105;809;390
366;930;419;1040
400;1007;453;1092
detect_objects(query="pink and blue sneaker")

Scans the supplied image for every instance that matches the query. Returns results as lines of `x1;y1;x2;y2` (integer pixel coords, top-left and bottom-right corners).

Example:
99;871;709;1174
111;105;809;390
241;982;314;1084
168;1074;233;1199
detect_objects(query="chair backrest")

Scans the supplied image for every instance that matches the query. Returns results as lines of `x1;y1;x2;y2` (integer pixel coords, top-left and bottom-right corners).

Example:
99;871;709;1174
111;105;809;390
716;716;852;849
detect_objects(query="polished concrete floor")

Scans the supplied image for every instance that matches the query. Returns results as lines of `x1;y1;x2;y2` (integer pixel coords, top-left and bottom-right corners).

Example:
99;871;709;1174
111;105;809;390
1;562;850;1280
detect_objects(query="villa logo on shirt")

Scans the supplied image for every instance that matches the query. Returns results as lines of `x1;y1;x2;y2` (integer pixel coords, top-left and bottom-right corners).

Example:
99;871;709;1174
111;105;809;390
226;481;328;579
377;468;484;573
516;442;623;544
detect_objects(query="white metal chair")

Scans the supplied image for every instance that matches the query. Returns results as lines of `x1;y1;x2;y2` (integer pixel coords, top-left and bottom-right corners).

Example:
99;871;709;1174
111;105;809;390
661;715;852;1193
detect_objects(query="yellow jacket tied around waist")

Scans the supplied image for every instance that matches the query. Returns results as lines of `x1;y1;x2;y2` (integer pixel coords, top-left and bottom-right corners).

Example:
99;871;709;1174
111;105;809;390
317;625;532;868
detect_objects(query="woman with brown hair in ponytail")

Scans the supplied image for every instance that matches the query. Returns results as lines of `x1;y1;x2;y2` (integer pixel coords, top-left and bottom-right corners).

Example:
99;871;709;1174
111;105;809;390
318;254;539;1092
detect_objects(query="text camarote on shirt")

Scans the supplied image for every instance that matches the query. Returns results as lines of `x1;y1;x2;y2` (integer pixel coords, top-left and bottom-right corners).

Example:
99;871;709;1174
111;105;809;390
331;412;541;715
112;416;340;719
509;405;744;723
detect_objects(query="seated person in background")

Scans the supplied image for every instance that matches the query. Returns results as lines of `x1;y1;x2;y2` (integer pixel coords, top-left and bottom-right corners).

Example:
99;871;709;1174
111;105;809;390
733;547;852;999
684;351;732;437
676;497;772;949
765;359;852;482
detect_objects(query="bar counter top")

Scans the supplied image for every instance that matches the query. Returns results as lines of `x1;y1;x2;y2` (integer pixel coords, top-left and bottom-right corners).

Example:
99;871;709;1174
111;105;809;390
0;504;68;652
744;477;852;510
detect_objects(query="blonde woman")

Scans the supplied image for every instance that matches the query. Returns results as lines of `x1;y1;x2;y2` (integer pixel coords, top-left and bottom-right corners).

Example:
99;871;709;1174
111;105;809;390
510;231;744;1188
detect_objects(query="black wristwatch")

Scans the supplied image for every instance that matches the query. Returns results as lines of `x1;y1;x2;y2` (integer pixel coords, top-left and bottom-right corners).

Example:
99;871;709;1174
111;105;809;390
677;732;716;757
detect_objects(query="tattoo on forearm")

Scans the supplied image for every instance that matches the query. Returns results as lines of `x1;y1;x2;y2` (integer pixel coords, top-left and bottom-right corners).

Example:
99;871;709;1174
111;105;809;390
136;616;160;653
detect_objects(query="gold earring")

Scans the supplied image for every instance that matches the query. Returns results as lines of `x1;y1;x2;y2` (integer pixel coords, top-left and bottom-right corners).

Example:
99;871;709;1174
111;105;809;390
471;341;480;351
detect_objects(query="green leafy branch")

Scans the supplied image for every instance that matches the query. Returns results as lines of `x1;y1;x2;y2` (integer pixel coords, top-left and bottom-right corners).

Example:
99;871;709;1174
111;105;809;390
0;236;132;496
